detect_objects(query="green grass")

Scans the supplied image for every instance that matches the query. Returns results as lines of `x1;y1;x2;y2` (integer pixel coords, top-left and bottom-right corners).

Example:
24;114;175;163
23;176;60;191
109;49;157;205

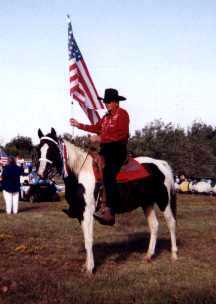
0;193;216;304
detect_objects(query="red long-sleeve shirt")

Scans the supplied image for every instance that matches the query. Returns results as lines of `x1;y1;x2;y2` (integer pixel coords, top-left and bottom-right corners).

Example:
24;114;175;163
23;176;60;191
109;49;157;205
78;107;129;143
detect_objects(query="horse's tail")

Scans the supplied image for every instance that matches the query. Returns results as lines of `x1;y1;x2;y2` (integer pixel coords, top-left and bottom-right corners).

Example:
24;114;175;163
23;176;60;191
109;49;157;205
156;160;177;220
165;164;177;220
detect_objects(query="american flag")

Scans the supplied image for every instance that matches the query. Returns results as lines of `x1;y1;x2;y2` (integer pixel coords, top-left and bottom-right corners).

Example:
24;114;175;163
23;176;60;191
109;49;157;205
0;149;8;166
67;16;104;124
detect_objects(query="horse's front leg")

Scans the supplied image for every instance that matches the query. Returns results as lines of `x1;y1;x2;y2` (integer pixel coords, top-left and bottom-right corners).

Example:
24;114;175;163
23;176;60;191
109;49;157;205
80;173;96;274
143;206;159;261
81;203;95;273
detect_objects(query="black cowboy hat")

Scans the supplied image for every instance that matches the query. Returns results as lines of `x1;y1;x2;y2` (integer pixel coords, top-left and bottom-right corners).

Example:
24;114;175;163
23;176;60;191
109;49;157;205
98;88;126;103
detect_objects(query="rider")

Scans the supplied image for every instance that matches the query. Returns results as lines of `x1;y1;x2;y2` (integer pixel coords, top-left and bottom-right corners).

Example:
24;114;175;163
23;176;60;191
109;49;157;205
70;88;130;225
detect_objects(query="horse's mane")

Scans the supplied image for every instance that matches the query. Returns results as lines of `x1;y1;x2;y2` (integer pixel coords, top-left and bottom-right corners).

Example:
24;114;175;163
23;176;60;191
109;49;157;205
63;133;99;153
64;139;86;155
63;139;93;175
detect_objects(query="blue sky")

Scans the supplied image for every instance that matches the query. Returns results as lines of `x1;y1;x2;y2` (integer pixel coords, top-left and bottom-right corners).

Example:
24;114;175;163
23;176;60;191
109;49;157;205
1;1;216;144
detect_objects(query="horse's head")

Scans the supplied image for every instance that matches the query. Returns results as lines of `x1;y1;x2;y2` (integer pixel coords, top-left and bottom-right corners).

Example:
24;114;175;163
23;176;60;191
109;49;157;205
36;127;62;179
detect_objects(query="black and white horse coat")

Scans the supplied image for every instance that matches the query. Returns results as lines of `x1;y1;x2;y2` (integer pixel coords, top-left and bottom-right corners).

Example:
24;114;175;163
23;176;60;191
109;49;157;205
36;128;178;273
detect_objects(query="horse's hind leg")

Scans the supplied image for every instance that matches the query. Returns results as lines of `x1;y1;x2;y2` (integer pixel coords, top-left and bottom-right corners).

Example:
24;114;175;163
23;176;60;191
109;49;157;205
143;206;159;261
163;205;178;260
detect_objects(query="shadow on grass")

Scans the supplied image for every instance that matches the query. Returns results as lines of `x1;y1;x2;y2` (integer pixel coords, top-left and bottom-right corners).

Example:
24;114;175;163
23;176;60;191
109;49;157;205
0;204;50;214
94;231;175;269
19;205;51;213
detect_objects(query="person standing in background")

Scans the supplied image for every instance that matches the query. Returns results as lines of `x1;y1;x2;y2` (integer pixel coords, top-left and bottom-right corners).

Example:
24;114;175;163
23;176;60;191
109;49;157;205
1;156;23;214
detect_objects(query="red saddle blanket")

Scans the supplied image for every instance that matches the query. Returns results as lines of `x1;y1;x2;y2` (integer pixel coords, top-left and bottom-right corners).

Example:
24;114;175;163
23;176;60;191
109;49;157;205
92;156;150;183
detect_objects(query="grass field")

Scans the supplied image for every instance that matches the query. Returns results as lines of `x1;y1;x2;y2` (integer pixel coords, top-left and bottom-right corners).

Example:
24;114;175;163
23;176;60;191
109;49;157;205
0;192;216;304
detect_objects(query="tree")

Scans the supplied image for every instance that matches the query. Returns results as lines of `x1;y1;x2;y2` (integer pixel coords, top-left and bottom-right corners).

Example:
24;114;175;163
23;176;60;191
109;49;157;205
186;121;216;177
5;136;33;159
128;119;216;178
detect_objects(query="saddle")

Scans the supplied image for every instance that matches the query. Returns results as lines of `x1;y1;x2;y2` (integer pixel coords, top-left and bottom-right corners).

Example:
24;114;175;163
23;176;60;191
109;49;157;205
91;152;151;213
91;152;150;183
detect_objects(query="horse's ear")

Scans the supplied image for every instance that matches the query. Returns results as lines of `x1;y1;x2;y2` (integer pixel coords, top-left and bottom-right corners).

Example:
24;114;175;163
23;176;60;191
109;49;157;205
51;127;57;138
38;129;44;138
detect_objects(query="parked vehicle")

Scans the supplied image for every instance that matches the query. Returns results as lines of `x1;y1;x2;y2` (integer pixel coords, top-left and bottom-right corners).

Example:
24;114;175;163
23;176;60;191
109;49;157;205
20;179;60;202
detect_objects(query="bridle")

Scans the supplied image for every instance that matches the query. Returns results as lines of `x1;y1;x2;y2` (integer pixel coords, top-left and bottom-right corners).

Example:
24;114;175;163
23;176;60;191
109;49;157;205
38;136;62;177
38;136;59;164
38;136;90;177
38;157;53;164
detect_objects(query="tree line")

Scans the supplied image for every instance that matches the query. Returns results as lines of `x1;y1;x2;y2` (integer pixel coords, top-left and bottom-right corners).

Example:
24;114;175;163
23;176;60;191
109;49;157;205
1;120;216;178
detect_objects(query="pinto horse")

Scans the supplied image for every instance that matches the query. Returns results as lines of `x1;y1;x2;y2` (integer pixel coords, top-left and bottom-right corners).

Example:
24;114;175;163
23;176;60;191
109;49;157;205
36;128;178;273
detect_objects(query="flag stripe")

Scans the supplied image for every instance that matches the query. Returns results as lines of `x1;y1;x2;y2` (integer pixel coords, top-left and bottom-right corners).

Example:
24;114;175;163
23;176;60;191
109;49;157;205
77;60;99;103
77;60;101;109
70;74;78;82
69;63;77;71
74;97;100;124
81;59;104;108
77;69;97;108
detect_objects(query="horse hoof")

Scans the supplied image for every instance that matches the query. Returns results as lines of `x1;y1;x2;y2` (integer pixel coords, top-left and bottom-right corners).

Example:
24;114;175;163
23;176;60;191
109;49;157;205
171;252;178;261
85;269;94;276
81;264;86;273
81;264;94;275
144;254;152;263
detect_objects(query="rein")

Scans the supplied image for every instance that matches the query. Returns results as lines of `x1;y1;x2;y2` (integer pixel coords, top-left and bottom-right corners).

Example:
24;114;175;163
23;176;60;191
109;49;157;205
62;142;90;176
78;151;89;173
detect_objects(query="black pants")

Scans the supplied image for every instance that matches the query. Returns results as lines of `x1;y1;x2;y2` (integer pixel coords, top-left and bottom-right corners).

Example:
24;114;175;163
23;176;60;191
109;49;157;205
100;142;127;214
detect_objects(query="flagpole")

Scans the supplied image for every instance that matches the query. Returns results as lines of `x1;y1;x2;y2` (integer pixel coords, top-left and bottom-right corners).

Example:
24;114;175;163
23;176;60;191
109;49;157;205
67;14;75;138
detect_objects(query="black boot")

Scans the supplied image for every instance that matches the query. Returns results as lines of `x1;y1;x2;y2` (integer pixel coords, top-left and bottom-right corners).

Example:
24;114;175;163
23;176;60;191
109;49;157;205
94;207;115;226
